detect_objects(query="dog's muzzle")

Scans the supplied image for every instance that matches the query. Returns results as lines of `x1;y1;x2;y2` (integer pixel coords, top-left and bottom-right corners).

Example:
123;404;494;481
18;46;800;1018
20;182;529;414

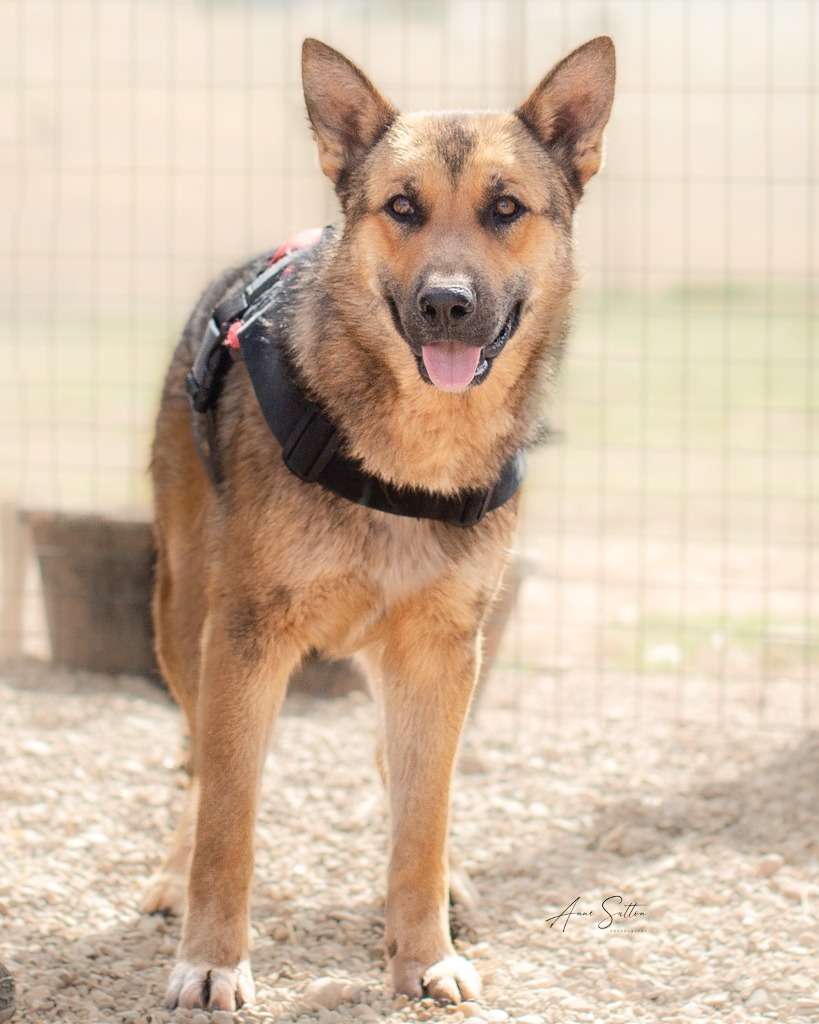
388;294;523;391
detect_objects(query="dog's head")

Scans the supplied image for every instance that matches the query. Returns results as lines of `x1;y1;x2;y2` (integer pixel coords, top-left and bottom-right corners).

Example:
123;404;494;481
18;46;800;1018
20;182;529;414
302;37;615;395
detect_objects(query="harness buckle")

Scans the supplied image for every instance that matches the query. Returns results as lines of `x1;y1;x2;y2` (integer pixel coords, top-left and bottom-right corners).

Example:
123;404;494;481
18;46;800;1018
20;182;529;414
457;487;494;527
282;406;341;484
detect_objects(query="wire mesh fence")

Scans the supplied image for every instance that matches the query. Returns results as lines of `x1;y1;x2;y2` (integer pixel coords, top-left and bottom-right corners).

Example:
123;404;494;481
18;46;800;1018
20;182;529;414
0;0;815;732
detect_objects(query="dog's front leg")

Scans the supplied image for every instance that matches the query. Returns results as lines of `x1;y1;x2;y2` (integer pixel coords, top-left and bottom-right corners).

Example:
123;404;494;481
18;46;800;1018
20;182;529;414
165;605;298;1012
381;604;482;1004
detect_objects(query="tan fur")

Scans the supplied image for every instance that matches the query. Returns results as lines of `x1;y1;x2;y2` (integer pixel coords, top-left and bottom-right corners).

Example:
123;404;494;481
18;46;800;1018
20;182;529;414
146;36;614;1010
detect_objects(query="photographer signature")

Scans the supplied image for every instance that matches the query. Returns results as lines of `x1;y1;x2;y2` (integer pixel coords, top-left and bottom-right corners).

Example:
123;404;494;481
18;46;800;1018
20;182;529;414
545;895;648;933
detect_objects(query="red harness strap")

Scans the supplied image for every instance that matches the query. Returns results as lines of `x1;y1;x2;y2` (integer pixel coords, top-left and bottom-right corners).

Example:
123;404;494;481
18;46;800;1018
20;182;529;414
223;227;324;350
268;226;324;266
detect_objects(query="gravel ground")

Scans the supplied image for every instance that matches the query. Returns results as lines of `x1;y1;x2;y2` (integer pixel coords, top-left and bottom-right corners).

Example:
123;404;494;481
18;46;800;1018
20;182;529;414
1;659;818;1024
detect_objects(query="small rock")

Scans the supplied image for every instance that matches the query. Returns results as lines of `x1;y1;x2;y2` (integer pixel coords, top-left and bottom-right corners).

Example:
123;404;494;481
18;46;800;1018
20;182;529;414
304;976;346;1011
24;985;51;1007
776;879;803;901
211;1012;235;1024
486;1012;509;1022
341;981;364;1002
515;1016;545;1024
109;959;132;977
462;1018;487;1024
192;1014;210;1024
137;913;164;933
618;826;660;856
702;991;729;1007
392;994;410;1010
353;1006;380;1021
317;1010;341;1024
755;853;784;878
744;987;770;1011
131;936;160;962
91;988;114;1006
607;938;636;964
22;739;52;756
680;1003;705;1018
459;1004;483;1017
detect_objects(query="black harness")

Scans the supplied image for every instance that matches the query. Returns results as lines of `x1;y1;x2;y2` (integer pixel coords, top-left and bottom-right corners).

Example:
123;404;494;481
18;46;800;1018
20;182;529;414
185;237;526;528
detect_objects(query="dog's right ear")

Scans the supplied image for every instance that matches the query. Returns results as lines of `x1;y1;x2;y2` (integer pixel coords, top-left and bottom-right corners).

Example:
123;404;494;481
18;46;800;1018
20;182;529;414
302;39;397;191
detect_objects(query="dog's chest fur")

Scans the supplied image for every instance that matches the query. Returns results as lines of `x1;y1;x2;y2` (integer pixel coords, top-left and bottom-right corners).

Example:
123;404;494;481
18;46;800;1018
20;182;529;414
367;516;450;604
255;494;506;665
287;514;455;660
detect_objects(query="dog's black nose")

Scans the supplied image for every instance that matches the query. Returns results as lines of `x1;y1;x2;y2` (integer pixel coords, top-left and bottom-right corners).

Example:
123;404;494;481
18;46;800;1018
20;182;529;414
418;284;475;326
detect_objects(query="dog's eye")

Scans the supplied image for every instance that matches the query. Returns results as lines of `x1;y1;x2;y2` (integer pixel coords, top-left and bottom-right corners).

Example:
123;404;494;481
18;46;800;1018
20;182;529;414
494;196;520;218
388;195;415;219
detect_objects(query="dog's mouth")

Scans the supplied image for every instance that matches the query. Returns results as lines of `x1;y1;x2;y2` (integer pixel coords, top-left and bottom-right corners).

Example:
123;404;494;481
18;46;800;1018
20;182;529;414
386;298;522;392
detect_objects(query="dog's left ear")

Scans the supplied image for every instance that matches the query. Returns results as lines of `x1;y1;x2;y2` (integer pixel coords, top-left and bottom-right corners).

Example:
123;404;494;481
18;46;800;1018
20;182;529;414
302;39;397;192
516;36;616;192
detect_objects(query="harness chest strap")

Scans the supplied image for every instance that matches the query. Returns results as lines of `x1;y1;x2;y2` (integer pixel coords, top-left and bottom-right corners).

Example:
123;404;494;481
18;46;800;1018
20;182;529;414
185;234;526;528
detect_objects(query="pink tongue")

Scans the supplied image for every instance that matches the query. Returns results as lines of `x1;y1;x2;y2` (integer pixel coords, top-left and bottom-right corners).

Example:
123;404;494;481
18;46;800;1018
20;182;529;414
421;342;483;391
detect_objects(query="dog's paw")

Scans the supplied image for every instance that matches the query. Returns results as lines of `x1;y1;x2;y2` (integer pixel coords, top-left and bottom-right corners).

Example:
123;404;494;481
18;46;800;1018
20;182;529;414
165;959;255;1011
422;955;481;1003
393;954;481;1004
139;871;187;917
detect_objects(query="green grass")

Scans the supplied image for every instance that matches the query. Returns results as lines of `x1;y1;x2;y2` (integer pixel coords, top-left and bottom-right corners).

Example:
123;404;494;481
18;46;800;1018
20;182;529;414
605;611;819;679
565;286;816;452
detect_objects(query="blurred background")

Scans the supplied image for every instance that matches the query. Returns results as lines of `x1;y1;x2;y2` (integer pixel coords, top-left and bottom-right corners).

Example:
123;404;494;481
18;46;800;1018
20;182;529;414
0;0;816;732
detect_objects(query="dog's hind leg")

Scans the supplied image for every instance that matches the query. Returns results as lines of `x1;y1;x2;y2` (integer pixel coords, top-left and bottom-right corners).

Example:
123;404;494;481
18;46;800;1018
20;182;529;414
379;585;485;1005
140;779;199;918
140;526;206;918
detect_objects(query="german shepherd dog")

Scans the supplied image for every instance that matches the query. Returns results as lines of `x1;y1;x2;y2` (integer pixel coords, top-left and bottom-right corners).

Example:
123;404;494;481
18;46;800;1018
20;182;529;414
144;37;615;1009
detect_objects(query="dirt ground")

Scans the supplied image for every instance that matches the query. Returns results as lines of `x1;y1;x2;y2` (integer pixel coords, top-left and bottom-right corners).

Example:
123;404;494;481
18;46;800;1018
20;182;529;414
1;658;818;1024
